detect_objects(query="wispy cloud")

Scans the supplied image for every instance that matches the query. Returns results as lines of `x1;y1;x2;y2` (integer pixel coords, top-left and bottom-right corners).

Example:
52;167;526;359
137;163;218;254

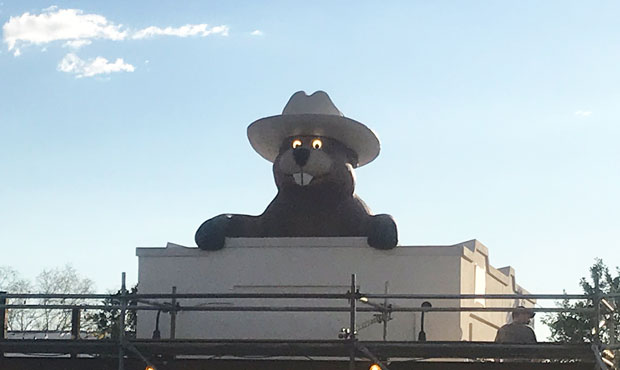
574;110;592;117
133;24;229;39
57;53;134;78
2;8;126;55
2;7;229;54
63;39;92;49
2;7;228;78
250;30;264;36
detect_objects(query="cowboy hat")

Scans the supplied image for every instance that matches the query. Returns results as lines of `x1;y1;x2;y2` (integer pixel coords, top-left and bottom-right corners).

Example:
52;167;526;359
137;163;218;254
247;91;380;167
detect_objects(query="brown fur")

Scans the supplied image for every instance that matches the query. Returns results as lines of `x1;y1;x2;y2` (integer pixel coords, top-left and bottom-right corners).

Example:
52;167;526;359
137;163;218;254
195;136;398;250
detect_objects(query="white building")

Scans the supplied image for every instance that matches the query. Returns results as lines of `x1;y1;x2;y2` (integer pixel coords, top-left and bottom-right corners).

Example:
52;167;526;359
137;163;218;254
136;238;533;341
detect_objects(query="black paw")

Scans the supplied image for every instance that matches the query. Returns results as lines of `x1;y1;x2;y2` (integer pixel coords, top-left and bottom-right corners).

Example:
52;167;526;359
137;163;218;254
195;214;231;250
367;214;398;250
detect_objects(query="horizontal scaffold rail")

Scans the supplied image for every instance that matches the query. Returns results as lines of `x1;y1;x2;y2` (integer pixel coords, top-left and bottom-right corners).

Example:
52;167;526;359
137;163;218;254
0;303;597;314
0;339;597;361
1;272;613;370
0;292;594;299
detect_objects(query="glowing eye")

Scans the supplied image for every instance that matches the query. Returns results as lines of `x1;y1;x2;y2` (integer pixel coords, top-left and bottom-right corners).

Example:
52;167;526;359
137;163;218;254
292;139;302;149
312;139;322;149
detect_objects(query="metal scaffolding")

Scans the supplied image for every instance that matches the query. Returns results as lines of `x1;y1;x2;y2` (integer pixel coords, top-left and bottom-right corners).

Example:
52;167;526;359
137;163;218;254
0;272;617;370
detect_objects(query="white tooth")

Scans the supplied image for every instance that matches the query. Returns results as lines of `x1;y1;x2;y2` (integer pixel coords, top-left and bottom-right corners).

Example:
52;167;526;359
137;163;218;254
293;173;313;186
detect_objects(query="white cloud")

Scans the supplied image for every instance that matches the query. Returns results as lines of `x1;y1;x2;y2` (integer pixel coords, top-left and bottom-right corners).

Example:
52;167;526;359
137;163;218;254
58;53;134;78
3;7;230;78
2;7;229;55
250;30;263;36
2;8;126;54
574;110;592;117
63;39;92;49
132;24;229;39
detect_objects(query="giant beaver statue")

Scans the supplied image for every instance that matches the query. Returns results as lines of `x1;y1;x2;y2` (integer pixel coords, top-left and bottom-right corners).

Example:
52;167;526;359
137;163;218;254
195;91;398;250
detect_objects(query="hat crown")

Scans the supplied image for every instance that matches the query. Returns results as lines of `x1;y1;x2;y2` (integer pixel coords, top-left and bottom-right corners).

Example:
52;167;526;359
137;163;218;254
248;90;380;167
282;91;344;117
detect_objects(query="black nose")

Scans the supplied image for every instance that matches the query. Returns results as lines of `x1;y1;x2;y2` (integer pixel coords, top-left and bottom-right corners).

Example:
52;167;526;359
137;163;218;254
293;147;310;167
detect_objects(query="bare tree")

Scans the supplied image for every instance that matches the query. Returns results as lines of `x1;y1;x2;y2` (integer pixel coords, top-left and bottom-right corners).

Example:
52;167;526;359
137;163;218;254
0;265;95;332
0;266;37;331
36;265;95;331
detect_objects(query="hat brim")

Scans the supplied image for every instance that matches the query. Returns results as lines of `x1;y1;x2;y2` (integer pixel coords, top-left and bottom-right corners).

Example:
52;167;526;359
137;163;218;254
247;114;380;167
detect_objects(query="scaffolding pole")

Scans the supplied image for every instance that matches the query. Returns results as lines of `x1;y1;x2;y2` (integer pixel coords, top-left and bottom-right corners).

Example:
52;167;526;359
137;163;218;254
0;274;615;368
118;272;127;370
348;274;357;370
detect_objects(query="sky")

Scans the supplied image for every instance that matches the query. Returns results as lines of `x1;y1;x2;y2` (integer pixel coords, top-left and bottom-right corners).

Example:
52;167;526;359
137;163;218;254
1;1;619;338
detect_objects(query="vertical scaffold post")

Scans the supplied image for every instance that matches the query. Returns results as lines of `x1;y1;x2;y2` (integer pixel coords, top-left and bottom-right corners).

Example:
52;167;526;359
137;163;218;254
349;274;357;370
383;281;389;341
170;286;177;339
0;290;6;359
118;272;127;370
0;291;6;340
595;272;601;346
70;307;81;359
71;308;81;340
611;316;618;369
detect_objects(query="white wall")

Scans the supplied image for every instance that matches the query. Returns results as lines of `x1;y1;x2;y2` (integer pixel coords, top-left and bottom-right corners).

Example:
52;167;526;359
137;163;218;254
136;237;528;341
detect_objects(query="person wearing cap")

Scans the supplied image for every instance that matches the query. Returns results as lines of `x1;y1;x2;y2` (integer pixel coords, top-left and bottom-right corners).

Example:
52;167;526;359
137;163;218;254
494;306;537;343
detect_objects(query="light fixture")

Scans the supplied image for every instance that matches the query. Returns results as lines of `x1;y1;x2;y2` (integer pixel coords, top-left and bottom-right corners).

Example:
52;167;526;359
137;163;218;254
418;301;432;342
602;349;616;368
603;349;615;359
145;366;156;370
369;364;381;370
339;327;353;339
602;298;616;312
152;310;162;339
360;296;369;303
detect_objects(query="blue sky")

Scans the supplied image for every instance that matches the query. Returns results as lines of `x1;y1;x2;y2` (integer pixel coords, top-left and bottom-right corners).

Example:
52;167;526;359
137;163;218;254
1;1;619;331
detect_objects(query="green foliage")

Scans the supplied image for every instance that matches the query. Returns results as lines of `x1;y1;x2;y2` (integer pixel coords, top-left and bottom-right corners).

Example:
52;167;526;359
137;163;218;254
86;284;138;339
543;259;620;343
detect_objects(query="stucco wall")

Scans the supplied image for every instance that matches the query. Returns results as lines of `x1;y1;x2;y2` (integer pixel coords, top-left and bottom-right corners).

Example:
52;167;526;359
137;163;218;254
459;240;535;341
136;237;529;341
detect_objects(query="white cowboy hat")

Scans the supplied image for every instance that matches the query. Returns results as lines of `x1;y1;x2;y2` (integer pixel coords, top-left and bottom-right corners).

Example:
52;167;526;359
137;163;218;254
247;91;380;167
